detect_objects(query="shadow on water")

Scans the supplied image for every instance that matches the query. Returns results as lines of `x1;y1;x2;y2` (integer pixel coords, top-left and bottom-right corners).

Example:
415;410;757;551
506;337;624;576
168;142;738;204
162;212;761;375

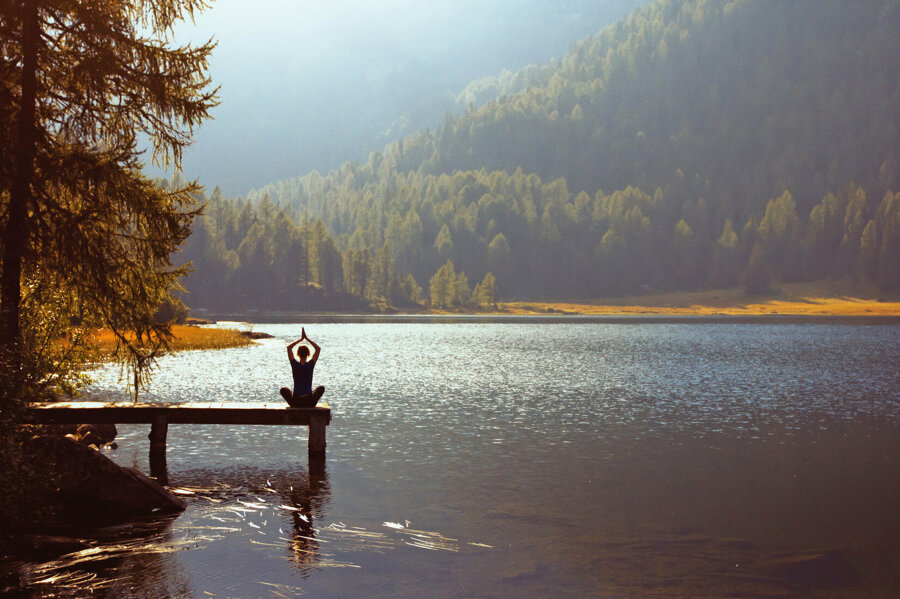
5;515;192;598
5;458;333;597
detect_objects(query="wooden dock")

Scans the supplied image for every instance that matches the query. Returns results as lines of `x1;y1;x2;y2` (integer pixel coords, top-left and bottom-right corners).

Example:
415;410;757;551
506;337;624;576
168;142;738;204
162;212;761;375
23;401;332;458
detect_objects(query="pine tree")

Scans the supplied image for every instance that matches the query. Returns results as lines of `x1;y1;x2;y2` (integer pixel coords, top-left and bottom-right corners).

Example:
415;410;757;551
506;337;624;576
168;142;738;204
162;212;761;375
398;274;422;306
371;244;393;302
744;243;771;295
877;191;900;290
711;219;739;288
342;248;372;298
758;190;801;281
434;224;455;260
0;0;217;396
858;220;879;281
487;232;512;284
452;271;472;307
429;260;457;307
473;273;498;306
673;219;698;287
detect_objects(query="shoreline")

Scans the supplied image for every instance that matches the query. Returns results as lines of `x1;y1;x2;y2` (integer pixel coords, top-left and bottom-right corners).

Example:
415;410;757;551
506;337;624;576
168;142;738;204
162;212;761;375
476;281;900;317
202;313;900;325
195;283;900;324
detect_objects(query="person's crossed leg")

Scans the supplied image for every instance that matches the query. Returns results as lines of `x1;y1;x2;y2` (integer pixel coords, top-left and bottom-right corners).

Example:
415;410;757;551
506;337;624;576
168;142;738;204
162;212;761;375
280;385;325;408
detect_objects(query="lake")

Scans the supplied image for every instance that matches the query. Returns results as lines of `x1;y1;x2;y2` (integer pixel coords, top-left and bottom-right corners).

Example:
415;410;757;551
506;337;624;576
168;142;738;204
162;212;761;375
15;320;900;597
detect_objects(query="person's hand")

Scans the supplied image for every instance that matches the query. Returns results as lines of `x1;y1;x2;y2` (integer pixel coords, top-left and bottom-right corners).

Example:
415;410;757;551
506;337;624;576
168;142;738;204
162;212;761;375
301;327;306;340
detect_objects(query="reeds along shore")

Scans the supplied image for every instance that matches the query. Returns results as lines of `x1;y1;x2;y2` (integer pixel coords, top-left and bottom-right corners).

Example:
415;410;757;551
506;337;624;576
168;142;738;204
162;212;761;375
91;325;252;356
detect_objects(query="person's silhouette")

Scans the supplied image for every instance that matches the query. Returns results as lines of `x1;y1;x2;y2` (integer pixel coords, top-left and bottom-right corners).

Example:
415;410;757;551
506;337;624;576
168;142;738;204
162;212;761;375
280;327;325;408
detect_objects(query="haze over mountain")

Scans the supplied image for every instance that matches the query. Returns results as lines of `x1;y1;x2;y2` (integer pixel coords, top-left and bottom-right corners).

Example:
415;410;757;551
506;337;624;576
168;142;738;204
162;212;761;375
179;0;900;312
162;0;648;196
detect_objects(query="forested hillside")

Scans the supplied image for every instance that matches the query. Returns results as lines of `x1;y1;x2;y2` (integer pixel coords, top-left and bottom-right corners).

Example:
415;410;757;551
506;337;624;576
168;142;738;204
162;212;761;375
167;0;648;195
180;0;900;312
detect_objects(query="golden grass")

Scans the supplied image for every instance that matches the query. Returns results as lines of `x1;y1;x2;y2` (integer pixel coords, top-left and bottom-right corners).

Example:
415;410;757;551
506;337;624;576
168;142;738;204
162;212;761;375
497;281;900;317
91;324;252;356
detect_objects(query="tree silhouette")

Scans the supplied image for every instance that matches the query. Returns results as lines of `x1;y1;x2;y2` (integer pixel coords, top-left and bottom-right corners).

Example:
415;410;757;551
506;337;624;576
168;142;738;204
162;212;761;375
0;0;217;396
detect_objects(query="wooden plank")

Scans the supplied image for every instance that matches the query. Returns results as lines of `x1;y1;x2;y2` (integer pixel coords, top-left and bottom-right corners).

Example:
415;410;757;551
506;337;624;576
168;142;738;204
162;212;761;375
23;403;331;426
25;405;172;425
24;401;332;461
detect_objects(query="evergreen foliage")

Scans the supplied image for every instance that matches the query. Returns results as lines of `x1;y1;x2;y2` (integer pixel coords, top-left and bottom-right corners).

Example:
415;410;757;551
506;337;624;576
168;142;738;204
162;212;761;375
0;0;216;530
182;0;900;308
0;0;218;396
177;190;394;311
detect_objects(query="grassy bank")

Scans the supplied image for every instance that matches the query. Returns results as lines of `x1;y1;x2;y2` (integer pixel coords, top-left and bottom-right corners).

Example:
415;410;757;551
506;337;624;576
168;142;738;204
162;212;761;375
188;281;900;319
91;325;253;357
498;281;900;316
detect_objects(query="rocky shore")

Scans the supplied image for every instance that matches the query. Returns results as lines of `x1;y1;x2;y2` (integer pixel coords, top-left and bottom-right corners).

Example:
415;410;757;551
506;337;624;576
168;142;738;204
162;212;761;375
25;434;186;521
3;426;185;548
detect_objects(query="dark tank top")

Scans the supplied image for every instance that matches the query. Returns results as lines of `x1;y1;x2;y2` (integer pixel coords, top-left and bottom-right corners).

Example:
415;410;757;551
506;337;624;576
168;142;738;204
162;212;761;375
290;357;316;396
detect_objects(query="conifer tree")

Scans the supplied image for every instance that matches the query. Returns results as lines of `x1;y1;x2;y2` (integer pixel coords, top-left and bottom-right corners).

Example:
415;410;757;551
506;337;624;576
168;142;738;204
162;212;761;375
710;219;739;288
473;272;498;306
452;270;471;308
0;0;217;396
429;260;457;307
399;273;422;306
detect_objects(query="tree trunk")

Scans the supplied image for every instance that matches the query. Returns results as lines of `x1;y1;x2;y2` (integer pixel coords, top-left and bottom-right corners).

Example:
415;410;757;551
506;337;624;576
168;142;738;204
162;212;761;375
0;1;39;363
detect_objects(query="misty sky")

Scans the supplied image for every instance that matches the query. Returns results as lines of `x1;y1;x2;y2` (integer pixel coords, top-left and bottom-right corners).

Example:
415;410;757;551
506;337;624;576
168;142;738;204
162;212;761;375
160;0;648;196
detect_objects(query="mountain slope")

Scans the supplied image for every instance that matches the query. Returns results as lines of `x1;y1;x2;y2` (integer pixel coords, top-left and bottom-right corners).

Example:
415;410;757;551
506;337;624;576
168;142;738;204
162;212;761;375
163;0;648;195
396;0;899;215
182;0;900;310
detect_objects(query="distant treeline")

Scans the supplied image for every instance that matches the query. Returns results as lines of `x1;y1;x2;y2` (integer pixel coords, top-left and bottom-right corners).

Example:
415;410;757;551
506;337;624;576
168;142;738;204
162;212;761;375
180;0;900;309
178;172;899;311
178;179;496;311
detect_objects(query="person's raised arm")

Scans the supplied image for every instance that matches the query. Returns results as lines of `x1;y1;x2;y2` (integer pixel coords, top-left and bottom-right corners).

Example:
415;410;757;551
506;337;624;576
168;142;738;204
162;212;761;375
286;336;303;361
305;332;321;363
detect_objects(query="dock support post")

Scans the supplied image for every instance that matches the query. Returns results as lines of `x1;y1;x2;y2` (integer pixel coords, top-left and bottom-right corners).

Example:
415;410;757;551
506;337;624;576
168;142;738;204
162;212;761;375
308;413;326;456
149;414;168;460
149;454;169;486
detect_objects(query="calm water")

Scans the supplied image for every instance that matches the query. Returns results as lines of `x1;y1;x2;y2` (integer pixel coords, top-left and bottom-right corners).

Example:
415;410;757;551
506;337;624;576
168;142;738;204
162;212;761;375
15;321;900;597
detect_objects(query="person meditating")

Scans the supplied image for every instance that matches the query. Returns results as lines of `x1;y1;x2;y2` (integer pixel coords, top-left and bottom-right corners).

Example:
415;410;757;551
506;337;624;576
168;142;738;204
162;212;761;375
280;328;325;408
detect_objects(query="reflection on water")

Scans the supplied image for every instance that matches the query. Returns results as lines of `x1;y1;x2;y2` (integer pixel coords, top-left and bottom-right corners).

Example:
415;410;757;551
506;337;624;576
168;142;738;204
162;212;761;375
10;322;900;597
10;455;485;597
16;516;191;598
